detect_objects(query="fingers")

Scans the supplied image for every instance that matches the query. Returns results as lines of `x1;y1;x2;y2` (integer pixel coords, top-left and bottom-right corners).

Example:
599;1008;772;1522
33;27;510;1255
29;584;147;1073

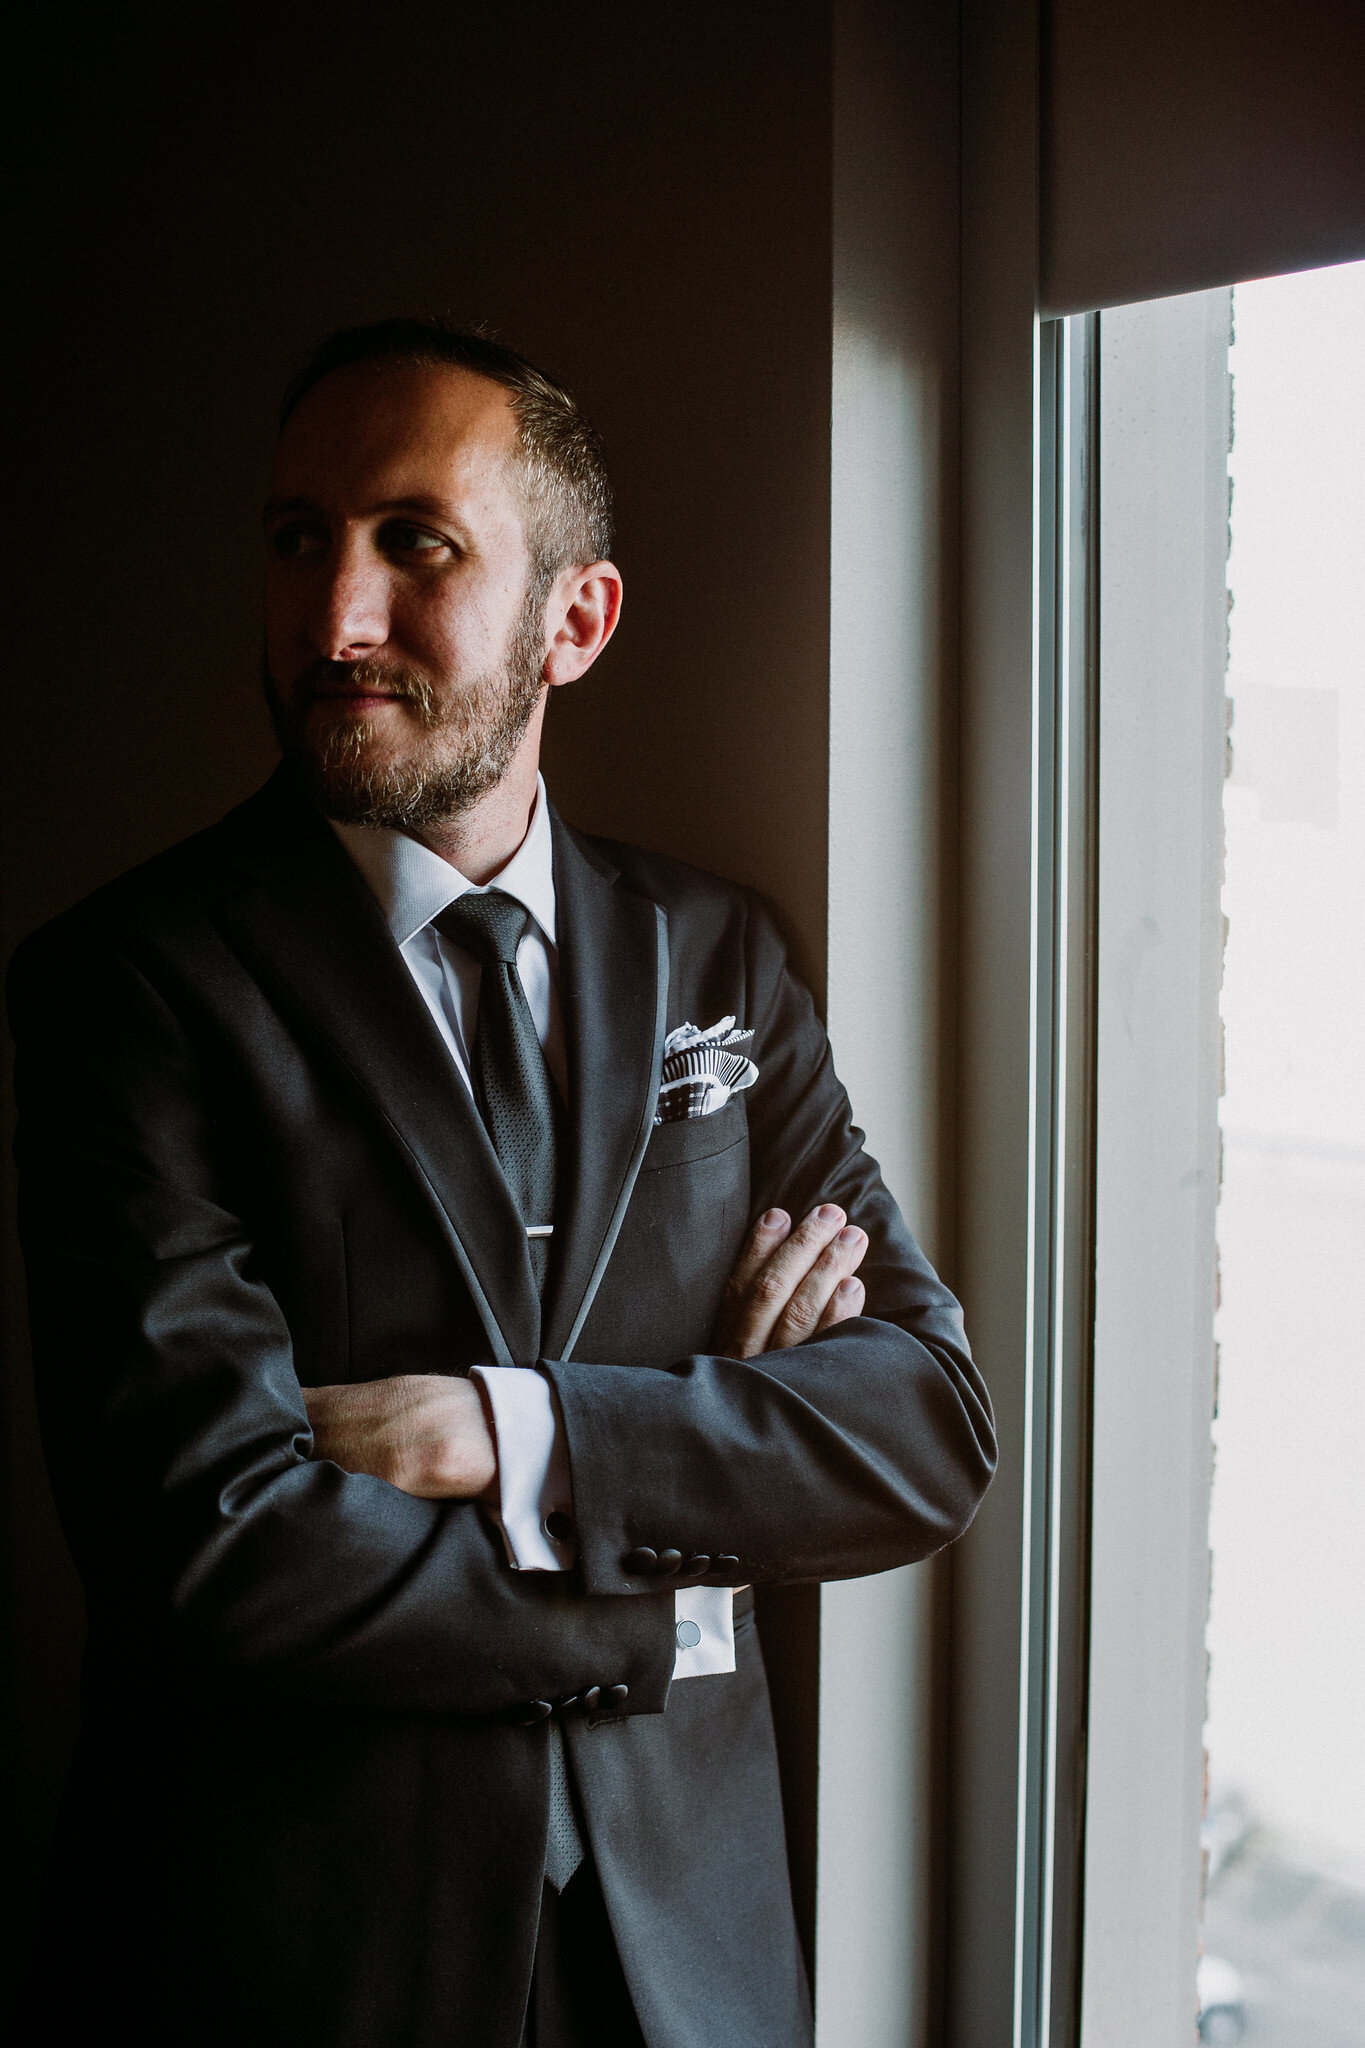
726;1208;794;1297
711;1209;792;1356
764;1221;868;1351
717;1203;868;1358
814;1273;866;1336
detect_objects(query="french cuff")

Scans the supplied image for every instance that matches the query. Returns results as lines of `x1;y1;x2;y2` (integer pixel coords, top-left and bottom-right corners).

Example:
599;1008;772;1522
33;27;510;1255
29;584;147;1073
470;1365;576;1571
672;1585;736;1679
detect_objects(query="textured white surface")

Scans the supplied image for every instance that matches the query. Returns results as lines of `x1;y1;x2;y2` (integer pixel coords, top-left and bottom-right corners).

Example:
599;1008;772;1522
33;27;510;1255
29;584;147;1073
1209;258;1365;1873
1082;288;1231;2048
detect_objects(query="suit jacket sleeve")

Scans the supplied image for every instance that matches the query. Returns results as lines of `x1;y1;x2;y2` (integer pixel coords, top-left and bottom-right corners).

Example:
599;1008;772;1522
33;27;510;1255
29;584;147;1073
545;895;997;1597
8;928;675;1717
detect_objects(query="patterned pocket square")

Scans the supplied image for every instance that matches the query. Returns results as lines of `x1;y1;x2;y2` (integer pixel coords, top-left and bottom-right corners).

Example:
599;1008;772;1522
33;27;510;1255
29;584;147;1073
654;1017;759;1125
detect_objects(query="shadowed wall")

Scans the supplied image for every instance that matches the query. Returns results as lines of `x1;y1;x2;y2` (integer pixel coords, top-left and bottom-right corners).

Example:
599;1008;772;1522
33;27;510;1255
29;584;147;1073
2;0;834;1969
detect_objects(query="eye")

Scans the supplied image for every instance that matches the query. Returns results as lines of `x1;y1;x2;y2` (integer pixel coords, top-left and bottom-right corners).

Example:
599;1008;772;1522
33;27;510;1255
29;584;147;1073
380;521;453;559
268;521;327;560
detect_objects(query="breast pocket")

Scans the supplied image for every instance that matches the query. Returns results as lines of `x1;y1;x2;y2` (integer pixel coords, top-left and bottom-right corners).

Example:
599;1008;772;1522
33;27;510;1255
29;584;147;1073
577;1101;752;1363
638;1096;750;1174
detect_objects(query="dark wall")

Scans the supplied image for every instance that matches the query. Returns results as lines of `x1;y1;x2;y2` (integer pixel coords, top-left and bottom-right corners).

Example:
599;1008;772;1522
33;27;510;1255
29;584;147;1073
1042;0;1365;313
3;0;833;1951
8;1;833;933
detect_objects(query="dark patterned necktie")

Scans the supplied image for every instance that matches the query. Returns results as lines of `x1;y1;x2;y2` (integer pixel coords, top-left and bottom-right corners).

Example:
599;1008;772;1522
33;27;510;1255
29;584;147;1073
433;888;583;1890
434;890;558;1294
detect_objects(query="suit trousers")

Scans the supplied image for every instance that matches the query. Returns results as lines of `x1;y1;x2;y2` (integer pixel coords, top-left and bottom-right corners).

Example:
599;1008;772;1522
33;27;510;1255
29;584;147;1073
522;1863;647;2048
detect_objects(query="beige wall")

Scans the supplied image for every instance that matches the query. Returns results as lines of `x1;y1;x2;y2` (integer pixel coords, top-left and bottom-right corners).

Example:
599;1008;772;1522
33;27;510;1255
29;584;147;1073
817;1;960;2039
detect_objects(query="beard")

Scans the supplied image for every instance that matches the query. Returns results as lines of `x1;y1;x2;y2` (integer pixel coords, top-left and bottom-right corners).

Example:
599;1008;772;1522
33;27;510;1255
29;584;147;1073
263;589;547;831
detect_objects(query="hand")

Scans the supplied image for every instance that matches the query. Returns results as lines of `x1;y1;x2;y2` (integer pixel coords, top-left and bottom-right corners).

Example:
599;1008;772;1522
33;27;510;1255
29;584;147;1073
712;1204;868;1359
302;1374;497;1499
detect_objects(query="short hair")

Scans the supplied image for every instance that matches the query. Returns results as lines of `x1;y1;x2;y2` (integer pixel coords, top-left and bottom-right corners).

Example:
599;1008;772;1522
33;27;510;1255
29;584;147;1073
280;318;614;583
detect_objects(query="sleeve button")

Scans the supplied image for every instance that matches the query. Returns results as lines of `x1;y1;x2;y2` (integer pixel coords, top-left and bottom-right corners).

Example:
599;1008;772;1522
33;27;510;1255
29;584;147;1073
623;1546;658;1575
715;1555;740;1575
605;1683;629;1708
512;1699;554;1725
655;1548;684;1575
678;1553;711;1580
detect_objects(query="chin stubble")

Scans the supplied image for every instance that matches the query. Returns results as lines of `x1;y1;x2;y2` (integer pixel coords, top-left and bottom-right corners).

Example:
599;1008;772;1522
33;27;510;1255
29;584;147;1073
264;589;548;830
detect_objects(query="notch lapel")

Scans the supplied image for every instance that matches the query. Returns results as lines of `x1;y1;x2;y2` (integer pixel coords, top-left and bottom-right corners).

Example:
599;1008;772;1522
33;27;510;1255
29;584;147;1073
215;783;542;1368
542;815;668;1361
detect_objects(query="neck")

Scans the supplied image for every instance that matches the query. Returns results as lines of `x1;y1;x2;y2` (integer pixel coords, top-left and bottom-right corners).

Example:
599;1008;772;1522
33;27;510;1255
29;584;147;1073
406;714;545;884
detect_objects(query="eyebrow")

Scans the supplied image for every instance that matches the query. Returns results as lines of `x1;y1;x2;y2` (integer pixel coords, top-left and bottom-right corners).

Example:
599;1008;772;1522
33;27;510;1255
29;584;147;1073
261;493;470;527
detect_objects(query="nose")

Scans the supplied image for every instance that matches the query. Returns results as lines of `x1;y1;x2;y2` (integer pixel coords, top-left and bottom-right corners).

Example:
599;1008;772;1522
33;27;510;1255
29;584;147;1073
309;534;390;661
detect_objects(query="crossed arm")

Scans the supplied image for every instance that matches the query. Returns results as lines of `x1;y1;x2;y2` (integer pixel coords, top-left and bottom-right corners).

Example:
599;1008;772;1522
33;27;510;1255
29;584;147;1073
304;1202;870;1498
12;899;992;1717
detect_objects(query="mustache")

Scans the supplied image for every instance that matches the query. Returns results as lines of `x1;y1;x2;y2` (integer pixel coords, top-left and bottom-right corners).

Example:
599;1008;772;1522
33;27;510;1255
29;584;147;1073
286;657;441;723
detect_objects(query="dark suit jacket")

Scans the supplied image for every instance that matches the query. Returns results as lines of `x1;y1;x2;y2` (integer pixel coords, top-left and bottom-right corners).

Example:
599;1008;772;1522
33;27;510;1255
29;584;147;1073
8;770;995;2048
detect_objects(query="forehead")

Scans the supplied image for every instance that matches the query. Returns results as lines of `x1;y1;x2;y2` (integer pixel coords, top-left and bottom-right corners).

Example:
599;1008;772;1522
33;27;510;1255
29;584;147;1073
272;361;522;518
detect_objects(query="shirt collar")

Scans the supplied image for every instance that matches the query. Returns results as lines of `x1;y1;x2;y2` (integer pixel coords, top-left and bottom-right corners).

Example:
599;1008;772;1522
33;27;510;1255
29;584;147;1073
330;773;557;949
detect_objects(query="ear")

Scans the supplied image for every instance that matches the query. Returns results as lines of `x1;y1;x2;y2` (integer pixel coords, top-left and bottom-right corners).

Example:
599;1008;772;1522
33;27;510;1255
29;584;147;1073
541;561;624;688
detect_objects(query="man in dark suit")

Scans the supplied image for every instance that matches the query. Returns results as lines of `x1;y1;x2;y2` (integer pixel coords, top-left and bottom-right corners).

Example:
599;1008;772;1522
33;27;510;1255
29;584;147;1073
9;321;995;2048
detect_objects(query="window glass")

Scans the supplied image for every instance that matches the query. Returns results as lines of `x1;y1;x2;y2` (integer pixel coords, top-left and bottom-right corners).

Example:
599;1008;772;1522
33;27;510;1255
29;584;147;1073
1202;257;1365;2048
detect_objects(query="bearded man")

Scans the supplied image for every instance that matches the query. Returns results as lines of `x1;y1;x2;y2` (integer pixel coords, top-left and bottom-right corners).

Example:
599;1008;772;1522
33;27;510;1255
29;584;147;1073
8;320;995;2048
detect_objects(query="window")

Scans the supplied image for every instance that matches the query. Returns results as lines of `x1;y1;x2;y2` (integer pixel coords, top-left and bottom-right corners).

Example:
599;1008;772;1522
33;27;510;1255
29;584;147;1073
1077;259;1365;2046
1204;258;1365;2048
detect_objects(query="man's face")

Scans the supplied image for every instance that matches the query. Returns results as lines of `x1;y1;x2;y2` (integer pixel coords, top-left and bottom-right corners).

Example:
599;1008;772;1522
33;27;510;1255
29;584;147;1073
263;361;547;828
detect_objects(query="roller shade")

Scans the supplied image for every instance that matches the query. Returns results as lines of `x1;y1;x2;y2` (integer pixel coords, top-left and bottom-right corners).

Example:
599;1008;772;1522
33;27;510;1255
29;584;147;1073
1042;0;1365;314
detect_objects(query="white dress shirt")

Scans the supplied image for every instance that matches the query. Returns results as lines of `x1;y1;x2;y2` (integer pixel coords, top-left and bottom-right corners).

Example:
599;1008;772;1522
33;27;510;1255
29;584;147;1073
332;778;735;1680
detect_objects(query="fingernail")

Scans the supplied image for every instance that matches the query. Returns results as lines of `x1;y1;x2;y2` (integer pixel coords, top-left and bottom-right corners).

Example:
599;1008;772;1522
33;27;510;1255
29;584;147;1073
837;1277;860;1296
763;1209;787;1229
838;1225;863;1245
818;1203;842;1222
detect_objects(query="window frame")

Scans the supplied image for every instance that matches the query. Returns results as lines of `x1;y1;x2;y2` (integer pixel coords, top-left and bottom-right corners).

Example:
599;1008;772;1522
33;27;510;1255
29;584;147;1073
952;285;1232;2047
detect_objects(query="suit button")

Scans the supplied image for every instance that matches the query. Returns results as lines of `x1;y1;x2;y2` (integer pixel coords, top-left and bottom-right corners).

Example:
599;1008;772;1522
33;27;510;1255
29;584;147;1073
513;1699;554;1725
544;1510;575;1543
655;1548;684;1575
675;1620;702;1650
623;1546;658;1575
605;1684;629;1709
580;1685;602;1716
677;1553;711;1580
715;1555;740;1575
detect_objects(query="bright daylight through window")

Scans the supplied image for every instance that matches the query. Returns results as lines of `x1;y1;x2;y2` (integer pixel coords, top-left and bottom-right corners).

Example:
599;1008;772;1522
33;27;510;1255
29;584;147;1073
1081;258;1365;2048
1201;257;1365;2048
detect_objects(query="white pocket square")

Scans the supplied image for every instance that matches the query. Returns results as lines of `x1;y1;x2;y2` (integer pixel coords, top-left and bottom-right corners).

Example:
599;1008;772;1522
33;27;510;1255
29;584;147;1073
654;1016;759;1126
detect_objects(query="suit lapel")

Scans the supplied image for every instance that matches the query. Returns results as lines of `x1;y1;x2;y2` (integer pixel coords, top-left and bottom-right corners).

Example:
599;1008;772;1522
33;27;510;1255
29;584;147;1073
542;813;668;1361
214;778;541;1368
